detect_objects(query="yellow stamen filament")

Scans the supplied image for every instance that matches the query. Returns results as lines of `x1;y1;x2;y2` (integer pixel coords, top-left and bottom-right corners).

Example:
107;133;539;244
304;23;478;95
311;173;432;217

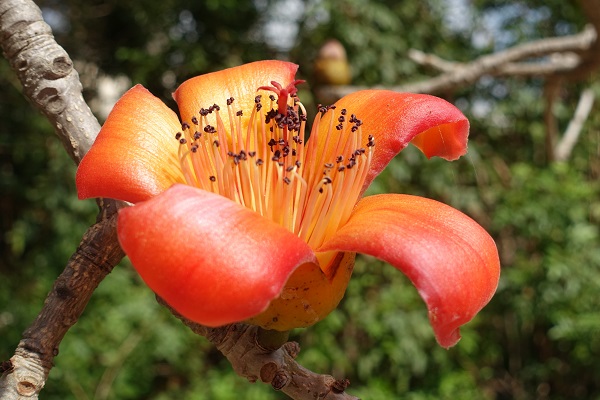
175;92;374;251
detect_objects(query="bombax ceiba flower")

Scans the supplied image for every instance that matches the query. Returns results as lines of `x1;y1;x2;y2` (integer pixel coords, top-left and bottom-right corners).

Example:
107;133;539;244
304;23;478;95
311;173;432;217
76;60;500;348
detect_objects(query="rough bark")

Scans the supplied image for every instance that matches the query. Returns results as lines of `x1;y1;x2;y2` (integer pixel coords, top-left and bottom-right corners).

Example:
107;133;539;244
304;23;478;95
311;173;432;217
0;0;99;164
159;298;359;400
0;200;124;400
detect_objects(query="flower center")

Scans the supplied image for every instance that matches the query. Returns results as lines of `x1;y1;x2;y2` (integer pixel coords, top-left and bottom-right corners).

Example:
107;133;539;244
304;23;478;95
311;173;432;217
174;82;374;250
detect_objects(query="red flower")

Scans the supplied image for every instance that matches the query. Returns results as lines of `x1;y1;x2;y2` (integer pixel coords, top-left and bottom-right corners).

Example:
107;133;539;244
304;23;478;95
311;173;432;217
76;60;499;348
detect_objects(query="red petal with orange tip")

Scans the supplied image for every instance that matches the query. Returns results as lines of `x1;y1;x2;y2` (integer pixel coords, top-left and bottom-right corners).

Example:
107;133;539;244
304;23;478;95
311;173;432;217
117;184;318;327
173;60;299;137
318;194;500;348
76;85;185;203
325;90;469;193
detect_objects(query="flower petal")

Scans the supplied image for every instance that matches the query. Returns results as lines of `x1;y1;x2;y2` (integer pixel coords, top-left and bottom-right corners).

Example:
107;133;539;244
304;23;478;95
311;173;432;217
76;85;185;203
318;194;500;348
173;60;299;134
118;184;318;327
321;90;469;192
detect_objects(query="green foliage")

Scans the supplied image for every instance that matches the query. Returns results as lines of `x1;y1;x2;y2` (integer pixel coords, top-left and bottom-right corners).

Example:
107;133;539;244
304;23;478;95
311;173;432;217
2;0;600;398
293;0;472;86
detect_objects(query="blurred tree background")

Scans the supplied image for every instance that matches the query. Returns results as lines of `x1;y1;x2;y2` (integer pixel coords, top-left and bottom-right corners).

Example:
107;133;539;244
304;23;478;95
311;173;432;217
1;0;599;399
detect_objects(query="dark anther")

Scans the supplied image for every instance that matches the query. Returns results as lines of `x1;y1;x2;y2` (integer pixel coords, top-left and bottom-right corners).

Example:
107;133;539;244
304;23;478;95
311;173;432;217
204;125;216;134
272;156;280;162
336;123;343;130
283;177;291;184
338;166;346;172
226;97;234;106
212;104;220;111
256;103;263;111
213;140;220;147
175;132;182;140
255;95;262;103
286;165;295;172
319;187;324;193
236;110;243;116
324;162;334;169
191;116;199;125
324;177;332;184
336;155;343;163
338;115;345;122
179;138;187;144
191;145;198;153
269;94;276;101
274;149;281;158
209;176;216;182
292;149;297;156
248;151;257;157
329;105;337;110
199;107;209;116
268;138;277;150
194;131;202;140
181;122;190;130
295;160;301;168
351;126;358;132
367;135;375;147
341;108;347;115
256;159;264;166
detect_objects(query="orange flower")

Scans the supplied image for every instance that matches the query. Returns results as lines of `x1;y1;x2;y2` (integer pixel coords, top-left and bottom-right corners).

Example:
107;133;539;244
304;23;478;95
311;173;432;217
76;61;499;348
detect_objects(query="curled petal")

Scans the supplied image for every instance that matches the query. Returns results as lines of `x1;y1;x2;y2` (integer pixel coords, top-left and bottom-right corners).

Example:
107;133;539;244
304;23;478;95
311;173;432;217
118;184;318;327
318;194;500;348
323;90;469;193
173;60;299;137
76;85;185;203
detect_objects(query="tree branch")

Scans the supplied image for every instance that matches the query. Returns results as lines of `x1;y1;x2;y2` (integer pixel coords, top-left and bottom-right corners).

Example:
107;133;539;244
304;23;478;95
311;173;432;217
0;200;124;400
554;88;596;161
316;15;598;101
158;298;359;400
0;0;100;164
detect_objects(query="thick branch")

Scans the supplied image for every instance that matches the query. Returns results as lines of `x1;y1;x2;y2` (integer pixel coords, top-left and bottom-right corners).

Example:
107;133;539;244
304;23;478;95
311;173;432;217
158;298;359;400
0;0;100;164
0;200;125;400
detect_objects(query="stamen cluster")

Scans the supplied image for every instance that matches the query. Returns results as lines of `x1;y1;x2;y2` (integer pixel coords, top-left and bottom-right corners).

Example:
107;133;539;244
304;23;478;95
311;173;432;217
174;86;374;249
